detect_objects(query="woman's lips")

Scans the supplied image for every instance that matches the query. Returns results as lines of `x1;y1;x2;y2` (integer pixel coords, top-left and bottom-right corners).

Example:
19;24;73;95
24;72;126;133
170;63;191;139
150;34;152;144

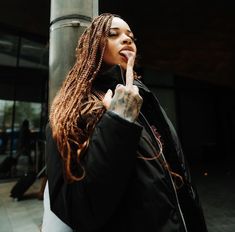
119;50;134;60
119;50;135;64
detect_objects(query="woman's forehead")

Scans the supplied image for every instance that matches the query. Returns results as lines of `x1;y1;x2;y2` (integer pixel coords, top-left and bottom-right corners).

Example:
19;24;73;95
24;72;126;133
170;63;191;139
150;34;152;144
110;17;131;30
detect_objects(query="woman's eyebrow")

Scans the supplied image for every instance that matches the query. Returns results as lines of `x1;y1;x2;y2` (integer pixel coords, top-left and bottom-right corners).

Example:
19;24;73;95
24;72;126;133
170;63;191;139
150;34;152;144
110;27;133;34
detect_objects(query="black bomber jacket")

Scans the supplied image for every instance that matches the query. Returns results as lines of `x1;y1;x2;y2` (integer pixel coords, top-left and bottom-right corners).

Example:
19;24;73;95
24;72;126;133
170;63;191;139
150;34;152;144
46;65;208;232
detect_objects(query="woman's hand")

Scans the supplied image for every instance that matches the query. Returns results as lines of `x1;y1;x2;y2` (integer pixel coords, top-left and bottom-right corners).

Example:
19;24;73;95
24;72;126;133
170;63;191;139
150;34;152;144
102;53;143;122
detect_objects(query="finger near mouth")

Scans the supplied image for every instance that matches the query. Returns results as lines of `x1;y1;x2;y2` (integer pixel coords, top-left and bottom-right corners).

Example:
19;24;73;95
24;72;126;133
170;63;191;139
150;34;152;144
120;53;128;62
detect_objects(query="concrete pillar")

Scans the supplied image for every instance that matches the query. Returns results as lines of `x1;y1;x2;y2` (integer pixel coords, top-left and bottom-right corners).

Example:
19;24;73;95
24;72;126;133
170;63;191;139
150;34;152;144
49;0;98;105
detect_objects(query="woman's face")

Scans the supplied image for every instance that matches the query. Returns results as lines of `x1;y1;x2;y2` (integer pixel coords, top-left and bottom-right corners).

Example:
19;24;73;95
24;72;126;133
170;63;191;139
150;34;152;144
102;17;137;70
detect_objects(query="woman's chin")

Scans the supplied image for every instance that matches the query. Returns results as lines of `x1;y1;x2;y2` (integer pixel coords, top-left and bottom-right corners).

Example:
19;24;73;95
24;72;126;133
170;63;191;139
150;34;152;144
119;62;127;71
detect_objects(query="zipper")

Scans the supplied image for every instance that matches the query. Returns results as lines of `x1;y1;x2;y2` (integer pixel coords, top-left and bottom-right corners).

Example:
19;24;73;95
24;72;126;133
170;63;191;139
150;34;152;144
118;64;188;231
139;112;188;232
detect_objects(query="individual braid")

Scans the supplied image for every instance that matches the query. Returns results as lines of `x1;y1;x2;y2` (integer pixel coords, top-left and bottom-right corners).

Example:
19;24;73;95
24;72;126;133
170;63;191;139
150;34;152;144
49;13;114;182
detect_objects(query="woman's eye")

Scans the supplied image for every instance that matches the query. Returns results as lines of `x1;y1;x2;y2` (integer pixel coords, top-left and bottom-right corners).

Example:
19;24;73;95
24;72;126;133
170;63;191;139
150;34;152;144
108;31;117;37
108;31;137;42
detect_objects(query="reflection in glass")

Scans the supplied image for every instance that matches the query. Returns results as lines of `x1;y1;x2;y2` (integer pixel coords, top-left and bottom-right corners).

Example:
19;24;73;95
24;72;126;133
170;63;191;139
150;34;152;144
0;32;18;67
0;100;13;155
20;38;48;69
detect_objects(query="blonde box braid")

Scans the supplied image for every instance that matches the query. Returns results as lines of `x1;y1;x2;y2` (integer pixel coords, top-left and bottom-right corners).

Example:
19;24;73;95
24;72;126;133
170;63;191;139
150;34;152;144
49;13;183;189
49;13;114;182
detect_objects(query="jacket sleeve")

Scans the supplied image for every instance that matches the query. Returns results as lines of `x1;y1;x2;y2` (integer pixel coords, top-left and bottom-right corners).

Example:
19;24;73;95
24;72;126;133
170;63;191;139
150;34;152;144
46;111;142;231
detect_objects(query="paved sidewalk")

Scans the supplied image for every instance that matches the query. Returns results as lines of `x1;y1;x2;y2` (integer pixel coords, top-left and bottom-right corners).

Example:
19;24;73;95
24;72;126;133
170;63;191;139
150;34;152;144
191;162;235;232
0;162;234;232
0;179;43;232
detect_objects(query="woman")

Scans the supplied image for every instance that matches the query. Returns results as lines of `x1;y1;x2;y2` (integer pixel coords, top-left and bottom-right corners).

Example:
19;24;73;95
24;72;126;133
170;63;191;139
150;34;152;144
45;13;208;232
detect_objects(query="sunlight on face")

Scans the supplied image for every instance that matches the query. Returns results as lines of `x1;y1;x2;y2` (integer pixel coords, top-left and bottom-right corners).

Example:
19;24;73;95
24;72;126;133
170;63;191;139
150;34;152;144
102;17;137;70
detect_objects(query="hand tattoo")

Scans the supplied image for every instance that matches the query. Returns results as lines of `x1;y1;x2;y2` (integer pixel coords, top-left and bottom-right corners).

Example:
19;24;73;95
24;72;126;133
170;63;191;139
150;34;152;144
108;86;143;122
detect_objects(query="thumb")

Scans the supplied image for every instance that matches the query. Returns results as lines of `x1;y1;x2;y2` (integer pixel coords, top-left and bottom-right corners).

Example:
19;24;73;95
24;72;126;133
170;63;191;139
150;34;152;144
102;89;113;109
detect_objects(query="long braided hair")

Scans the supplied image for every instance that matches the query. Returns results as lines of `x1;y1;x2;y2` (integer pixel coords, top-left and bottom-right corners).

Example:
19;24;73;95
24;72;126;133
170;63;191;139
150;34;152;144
49;13;184;190
49;13;115;182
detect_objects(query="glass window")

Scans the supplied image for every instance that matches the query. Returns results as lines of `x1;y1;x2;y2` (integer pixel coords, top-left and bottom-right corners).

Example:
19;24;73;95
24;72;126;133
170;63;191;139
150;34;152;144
0;100;13;155
14;101;41;132
19;38;48;69
0;32;49;69
0;32;18;67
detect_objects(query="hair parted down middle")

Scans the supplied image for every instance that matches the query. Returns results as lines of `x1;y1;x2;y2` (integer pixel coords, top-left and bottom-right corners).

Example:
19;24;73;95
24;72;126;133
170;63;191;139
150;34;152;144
49;13;115;182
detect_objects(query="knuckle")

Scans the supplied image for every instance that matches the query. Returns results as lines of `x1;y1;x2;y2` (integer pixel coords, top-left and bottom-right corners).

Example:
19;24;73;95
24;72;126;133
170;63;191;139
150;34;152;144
115;85;124;93
124;88;131;94
133;85;139;91
138;94;143;100
132;86;139;94
136;95;143;104
116;84;124;89
133;91;141;98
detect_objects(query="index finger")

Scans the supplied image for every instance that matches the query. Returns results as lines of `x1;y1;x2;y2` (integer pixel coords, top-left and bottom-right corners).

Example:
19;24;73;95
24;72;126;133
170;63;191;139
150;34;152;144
125;54;135;88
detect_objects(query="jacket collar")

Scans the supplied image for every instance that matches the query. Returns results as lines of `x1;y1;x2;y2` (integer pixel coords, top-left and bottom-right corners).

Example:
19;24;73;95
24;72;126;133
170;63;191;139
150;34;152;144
93;64;150;94
92;65;125;92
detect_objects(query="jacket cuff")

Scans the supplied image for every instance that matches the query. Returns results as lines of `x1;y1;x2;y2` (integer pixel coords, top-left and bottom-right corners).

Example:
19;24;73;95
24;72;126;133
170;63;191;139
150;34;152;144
105;110;143;131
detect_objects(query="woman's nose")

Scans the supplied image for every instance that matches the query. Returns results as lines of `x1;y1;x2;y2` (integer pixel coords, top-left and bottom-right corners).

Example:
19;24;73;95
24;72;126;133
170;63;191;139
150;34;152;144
121;34;132;44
